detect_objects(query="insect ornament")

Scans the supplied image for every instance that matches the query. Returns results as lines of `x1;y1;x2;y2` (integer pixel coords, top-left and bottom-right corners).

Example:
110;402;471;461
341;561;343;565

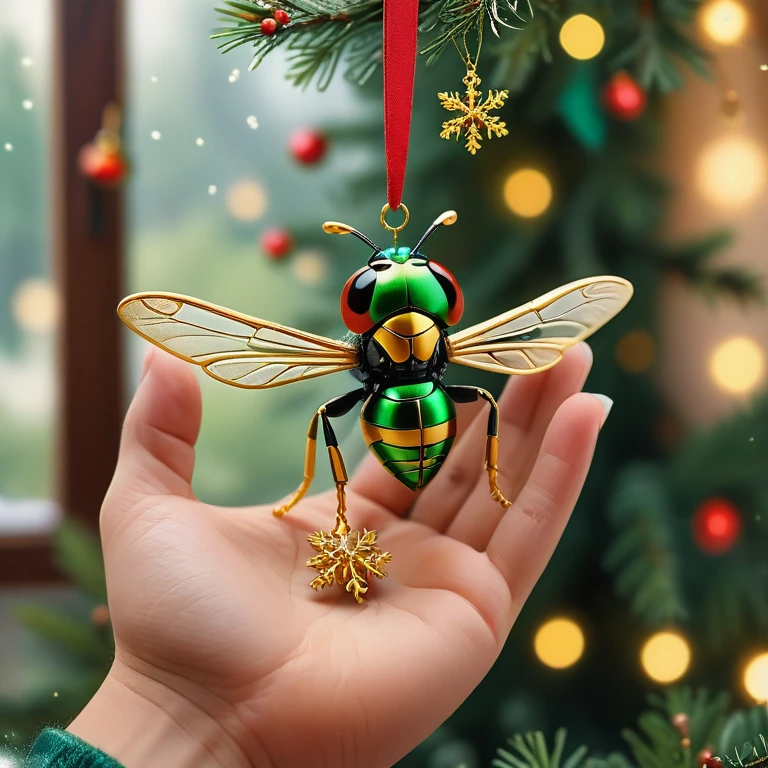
118;206;633;602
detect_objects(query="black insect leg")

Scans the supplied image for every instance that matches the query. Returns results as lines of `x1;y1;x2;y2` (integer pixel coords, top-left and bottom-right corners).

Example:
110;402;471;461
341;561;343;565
445;385;512;510
273;389;365;521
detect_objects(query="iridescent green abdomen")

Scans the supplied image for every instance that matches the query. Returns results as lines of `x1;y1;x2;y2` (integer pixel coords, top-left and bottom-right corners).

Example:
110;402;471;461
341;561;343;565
361;381;456;490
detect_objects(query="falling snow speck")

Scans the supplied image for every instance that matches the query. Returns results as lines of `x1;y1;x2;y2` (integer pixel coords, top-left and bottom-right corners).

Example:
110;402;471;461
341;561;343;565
22;100;33;110
151;131;161;140
196;137;205;147
151;75;158;83
208;185;218;195
21;57;32;67
4;144;12;152
228;69;241;83
247;115;259;130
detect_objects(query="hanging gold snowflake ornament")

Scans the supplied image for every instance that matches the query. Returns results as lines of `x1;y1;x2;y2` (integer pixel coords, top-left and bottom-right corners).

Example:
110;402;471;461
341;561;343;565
439;62;509;154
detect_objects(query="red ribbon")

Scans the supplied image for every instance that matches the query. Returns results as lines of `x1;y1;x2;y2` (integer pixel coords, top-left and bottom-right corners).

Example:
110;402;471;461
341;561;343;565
383;0;419;211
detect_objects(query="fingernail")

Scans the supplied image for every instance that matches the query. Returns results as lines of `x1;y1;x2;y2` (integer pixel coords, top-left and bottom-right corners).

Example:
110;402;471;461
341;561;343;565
590;394;613;426
140;346;155;381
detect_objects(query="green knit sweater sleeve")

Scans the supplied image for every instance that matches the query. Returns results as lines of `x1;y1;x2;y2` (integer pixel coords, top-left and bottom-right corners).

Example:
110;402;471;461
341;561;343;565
27;728;124;768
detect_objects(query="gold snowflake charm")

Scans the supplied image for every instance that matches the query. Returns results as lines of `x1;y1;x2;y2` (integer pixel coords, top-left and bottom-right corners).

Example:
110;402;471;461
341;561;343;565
307;526;392;603
438;62;509;154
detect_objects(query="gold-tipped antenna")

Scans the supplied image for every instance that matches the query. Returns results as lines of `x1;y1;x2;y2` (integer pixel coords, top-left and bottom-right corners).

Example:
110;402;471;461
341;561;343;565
413;210;458;253
323;221;380;251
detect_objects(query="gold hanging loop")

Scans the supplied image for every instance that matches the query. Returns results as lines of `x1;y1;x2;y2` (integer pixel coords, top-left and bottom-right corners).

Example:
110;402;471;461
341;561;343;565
380;203;410;245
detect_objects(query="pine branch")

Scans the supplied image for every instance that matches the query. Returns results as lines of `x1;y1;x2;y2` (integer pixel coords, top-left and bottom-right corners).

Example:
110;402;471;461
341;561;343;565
604;463;687;626
494;729;589;768
719;710;768;761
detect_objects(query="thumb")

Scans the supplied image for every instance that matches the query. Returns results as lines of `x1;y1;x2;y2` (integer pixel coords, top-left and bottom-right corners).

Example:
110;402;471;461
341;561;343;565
103;347;202;524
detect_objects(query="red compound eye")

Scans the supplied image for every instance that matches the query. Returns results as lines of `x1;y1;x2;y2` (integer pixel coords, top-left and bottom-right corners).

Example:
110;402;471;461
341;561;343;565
341;267;376;333
428;261;464;326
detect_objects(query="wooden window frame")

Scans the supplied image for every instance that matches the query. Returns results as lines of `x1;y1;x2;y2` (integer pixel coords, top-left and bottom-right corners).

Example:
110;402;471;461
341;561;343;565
0;0;125;583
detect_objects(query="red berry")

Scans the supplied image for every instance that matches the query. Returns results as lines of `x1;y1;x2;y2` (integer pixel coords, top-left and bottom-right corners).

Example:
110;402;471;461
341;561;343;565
78;144;128;186
261;17;278;35
603;71;647;122
289;128;328;165
261;228;293;259
274;9;291;25
692;498;742;555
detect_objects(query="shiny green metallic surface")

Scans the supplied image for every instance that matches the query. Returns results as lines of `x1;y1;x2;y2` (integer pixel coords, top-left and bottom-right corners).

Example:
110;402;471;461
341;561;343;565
361;383;456;490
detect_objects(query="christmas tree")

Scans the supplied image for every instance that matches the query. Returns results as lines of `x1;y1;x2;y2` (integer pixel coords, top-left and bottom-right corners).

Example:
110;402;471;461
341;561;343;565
3;0;768;765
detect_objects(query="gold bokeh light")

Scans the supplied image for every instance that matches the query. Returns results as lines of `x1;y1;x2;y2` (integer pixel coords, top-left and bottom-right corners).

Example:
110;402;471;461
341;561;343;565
709;336;765;395
696;135;766;210
534;617;585;669
226;179;267;222
744;652;768;702
641;631;691;684
504;169;553;218
12;279;59;333
700;0;748;45
559;15;605;61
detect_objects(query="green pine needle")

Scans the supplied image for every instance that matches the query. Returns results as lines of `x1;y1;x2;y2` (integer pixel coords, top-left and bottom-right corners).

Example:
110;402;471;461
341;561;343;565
494;729;589;768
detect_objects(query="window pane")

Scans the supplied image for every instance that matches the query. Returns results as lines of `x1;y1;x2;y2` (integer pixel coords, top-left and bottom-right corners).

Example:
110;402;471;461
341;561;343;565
0;1;60;536
126;1;370;507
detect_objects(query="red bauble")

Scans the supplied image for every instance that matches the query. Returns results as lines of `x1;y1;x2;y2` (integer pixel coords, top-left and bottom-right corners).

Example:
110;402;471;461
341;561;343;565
78;144;128;186
603;72;647;122
261;228;293;259
703;758;721;768
692;498;742;555
274;9;291;25
289;128;328;165
261;17;278;35
697;750;715;768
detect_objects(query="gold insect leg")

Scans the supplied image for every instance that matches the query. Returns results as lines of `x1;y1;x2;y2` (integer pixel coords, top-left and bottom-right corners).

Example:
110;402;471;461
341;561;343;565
446;385;512;510
273;410;320;518
475;388;512;510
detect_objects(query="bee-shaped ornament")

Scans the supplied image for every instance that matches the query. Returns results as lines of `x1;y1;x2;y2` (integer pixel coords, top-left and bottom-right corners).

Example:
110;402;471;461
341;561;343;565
118;206;633;602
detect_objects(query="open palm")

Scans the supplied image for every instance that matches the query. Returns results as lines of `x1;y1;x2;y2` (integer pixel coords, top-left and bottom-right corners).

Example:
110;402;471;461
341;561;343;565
70;344;606;768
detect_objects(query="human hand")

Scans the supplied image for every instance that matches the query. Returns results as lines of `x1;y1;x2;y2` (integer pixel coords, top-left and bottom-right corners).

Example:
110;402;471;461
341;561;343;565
68;342;608;768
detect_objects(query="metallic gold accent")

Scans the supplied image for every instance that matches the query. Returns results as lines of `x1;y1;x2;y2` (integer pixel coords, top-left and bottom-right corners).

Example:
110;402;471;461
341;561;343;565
380;203;410;244
361;420;457;448
373;327;412;364
447;277;634;376
382;311;435;337
485;434;499;468
117;292;359;390
439;62;508;154
322;221;357;235
328;445;349;484
411;325;441;362
307;528;392;604
273;411;320;517
435;210;458;227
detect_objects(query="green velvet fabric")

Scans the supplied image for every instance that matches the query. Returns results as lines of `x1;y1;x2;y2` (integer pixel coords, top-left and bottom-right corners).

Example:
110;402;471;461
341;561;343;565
27;728;124;768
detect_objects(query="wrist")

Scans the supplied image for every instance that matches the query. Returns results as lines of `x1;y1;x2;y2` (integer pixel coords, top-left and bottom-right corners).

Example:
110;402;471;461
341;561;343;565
67;662;255;768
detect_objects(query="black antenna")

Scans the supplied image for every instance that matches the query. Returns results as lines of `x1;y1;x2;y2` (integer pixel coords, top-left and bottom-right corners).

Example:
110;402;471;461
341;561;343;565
323;221;381;251
412;210;458;254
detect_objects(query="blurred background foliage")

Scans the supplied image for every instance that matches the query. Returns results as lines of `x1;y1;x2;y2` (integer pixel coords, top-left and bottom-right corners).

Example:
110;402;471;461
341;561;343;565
1;0;768;766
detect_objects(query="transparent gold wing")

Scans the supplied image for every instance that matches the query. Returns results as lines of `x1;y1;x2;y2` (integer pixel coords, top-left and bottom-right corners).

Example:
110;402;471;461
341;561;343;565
447;276;633;375
118;292;359;389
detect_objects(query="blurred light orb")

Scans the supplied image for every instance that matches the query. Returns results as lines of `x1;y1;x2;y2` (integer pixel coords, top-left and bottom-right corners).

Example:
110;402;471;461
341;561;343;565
615;329;656;374
4;143;12;152
534;617;585;669
150;75;158;83
208;185;218;196
13;279;59;333
247;115;259;130
292;250;328;285
195;137;205;147
761;64;768;71
709;336;765;395
559;15;605;60
504;169;553;218
226;179;267;222
641;631;691;683
700;0;748;45
22;100;33;110
696;135;766;209
21;56;32;67
150;130;161;140
744;652;768;702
